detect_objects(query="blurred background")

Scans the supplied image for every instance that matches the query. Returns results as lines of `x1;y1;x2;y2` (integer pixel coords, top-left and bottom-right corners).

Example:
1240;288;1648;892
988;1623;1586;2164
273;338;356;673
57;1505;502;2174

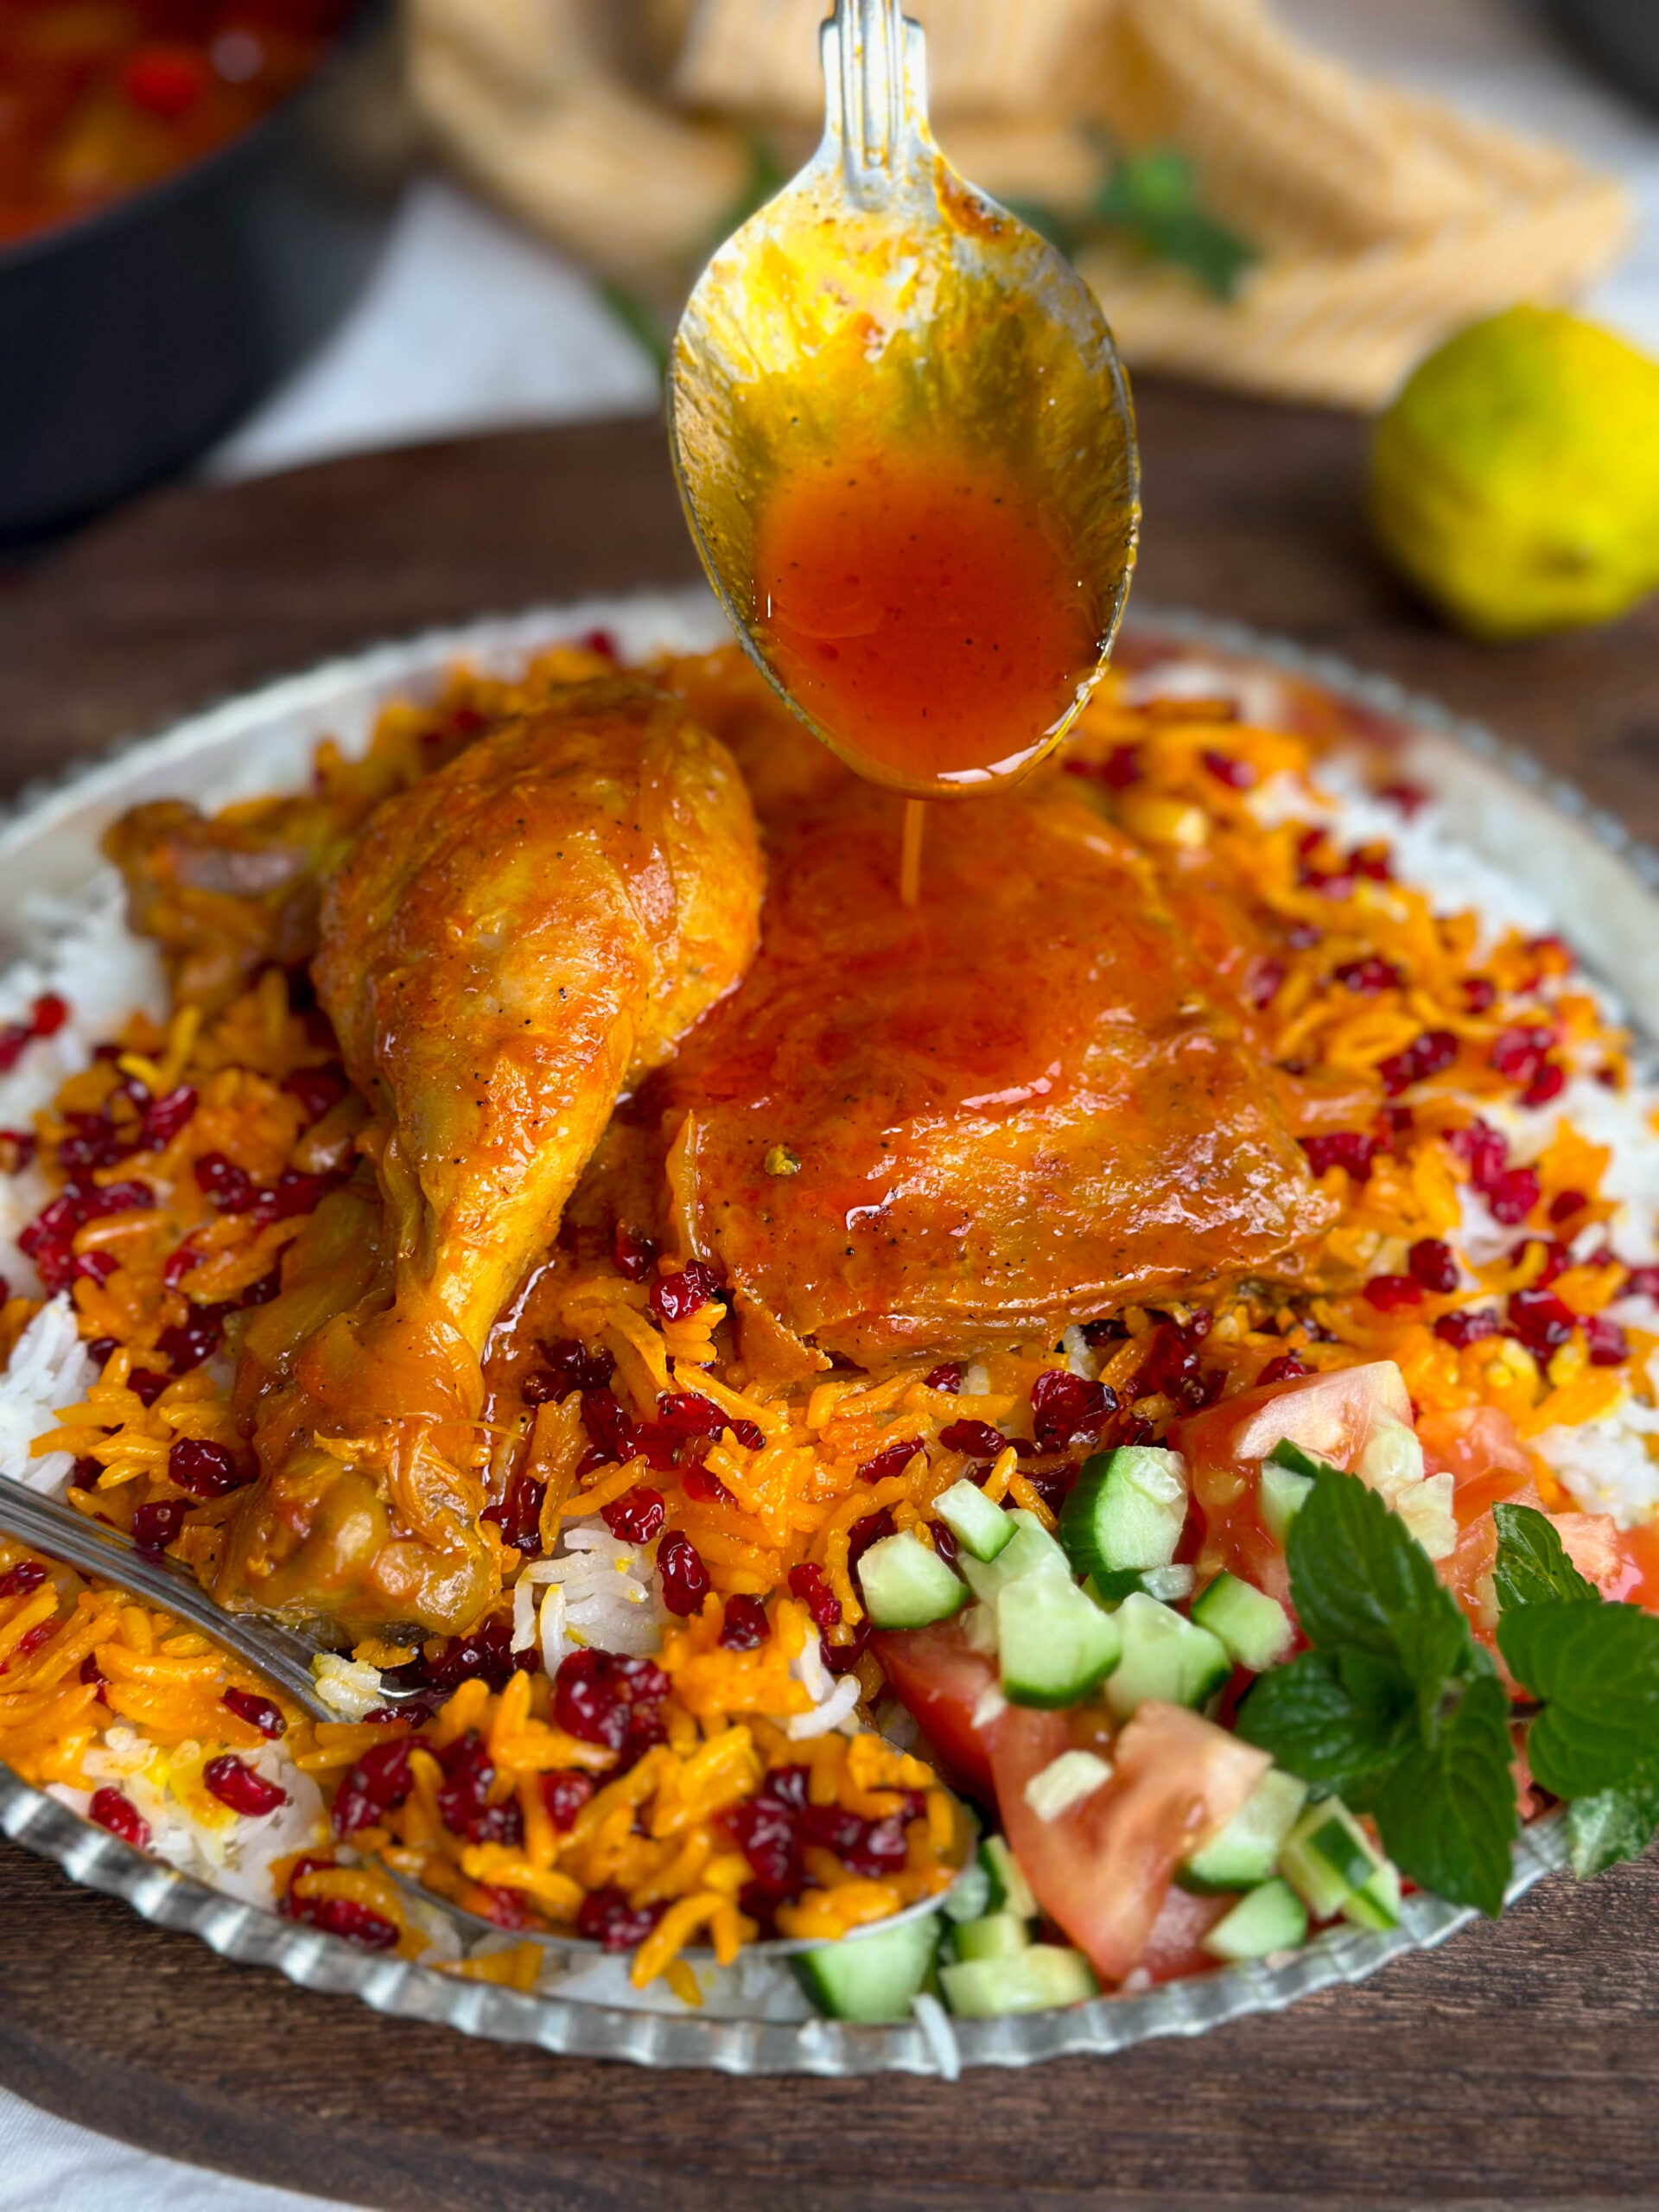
6;0;1659;637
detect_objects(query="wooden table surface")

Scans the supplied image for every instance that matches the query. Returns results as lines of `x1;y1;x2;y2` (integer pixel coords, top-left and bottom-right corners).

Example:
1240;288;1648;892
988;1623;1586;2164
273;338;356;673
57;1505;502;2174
2;385;1658;2212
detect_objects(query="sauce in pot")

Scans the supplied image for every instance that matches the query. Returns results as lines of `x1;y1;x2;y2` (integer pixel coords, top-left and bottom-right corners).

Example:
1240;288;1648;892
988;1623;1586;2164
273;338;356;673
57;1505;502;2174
0;1;353;248
752;443;1103;792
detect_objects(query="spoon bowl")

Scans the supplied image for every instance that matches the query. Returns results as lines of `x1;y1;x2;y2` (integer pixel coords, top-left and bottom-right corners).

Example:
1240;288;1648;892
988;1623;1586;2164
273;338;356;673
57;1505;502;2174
670;0;1139;797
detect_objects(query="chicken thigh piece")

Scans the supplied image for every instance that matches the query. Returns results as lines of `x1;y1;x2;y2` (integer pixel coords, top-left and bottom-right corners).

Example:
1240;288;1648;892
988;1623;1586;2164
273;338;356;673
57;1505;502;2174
214;680;763;1634
643;759;1332;1364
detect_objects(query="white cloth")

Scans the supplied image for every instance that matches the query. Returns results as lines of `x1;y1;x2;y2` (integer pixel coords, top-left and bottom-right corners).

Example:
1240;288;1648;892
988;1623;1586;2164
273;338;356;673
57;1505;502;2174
0;2088;360;2212
9;3;1659;2206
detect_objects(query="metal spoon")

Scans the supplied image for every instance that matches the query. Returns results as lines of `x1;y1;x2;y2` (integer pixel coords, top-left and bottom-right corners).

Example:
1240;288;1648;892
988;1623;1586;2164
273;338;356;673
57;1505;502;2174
669;0;1140;798
0;1474;429;1722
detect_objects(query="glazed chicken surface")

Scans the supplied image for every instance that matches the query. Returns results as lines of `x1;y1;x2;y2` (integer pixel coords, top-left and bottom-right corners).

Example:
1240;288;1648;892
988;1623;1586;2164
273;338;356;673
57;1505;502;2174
626;669;1334;1363
210;680;763;1631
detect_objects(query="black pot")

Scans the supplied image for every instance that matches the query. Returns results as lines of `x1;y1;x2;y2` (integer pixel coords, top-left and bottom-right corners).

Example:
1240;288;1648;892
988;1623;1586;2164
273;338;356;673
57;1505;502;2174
0;0;405;543
1549;0;1659;111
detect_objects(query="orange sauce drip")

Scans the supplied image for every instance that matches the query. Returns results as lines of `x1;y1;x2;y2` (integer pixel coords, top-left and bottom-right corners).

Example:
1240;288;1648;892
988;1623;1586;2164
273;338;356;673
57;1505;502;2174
752;447;1101;790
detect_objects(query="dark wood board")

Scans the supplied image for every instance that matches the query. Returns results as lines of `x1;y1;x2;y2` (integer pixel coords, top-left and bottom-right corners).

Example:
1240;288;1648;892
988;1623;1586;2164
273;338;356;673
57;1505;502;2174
2;384;1659;2211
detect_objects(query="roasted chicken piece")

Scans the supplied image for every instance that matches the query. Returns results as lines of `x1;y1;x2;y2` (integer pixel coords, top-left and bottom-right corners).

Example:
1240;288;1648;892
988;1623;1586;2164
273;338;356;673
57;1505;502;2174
636;734;1333;1363
214;680;762;1633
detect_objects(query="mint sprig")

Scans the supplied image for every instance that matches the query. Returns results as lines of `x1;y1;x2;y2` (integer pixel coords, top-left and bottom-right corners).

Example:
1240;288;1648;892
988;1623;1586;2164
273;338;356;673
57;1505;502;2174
1236;1465;1516;1916
1491;1500;1596;1610
1492;1501;1659;1877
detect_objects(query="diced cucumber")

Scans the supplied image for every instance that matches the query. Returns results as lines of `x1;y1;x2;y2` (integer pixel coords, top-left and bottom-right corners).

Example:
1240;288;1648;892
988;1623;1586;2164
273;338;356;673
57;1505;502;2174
1190;1572;1294;1672
1200;1877;1309;1963
1141;1564;1196;1603
959;1510;1070;1604
1343;1857;1402;1933
1021;1748;1113;1822
997;1571;1121;1708
950;1912;1030;1963
940;1944;1099;2018
1103;1592;1232;1719
858;1529;967;1630
1264;1438;1340;1482
1279;1798;1399;1928
1259;1458;1317;1544
1179;1767;1309;1894
979;1834;1037;1921
791;1910;941;2021
941;1855;992;1923
1058;1446;1190;1599
933;1478;1015;1563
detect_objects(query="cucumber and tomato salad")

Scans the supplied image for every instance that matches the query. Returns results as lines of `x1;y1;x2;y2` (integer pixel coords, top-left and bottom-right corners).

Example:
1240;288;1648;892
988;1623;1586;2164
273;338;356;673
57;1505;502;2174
823;1363;1415;2017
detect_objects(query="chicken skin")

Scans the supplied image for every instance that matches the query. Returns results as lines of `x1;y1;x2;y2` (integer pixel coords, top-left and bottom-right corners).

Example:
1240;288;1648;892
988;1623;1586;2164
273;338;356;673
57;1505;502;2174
213;681;763;1633
637;721;1333;1363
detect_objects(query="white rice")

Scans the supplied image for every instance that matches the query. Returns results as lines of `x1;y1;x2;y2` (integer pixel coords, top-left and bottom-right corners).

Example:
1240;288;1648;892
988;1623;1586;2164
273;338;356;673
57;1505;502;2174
0;1294;98;1495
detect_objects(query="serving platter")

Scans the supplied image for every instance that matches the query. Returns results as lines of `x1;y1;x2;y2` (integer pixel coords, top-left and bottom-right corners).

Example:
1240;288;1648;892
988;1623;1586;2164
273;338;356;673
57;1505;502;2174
0;576;1645;2076
3;404;1659;2209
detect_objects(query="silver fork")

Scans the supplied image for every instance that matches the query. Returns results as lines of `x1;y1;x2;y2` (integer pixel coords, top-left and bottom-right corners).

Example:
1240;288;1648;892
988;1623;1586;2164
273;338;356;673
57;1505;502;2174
0;1472;422;1721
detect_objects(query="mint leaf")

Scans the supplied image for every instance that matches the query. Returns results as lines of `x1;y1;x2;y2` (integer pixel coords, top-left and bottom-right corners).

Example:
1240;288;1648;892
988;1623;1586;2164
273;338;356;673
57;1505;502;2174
1493;1502;1597;1610
1567;1786;1659;1878
1499;1601;1659;1800
1092;149;1255;299
1287;1461;1475;1716
1370;1673;1518;1917
1235;1648;1414;1796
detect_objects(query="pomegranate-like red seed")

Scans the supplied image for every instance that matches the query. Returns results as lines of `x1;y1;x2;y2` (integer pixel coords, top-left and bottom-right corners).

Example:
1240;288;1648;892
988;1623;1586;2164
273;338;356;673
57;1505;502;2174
0;1560;48;1600
848;1509;897;1573
658;1529;711;1616
577;1886;664;1951
223;1687;286;1739
312;1897;400;1950
156;1306;225;1371
1407;1238;1459;1294
1434;1308;1501;1349
542;1770;594;1830
1300;1131;1379;1181
89;1787;150;1851
649;1262;723;1324
719;1593;770;1649
132;1498;188;1552
601;1485;665;1543
1378;1029;1458;1096
30;992;68;1038
202;1755;288;1817
1256;1352;1307;1386
1487;1166;1542;1227
613;1225;656;1281
1491;1024;1554;1084
168;1436;243;1497
1510;1236;1566;1289
194;1152;257;1211
1586;1315;1630;1366
938;1418;1007;1459
1030;1370;1114;1452
1548;1189;1588;1225
857;1436;924;1484
1202;748;1257;791
1378;780;1429;817
1363;1274;1421;1313
138;1084;197;1150
681;1462;734;1505
1507;1287;1576;1355
1462;976;1497;1014
787;1561;841;1630
128;1369;169;1407
1522;1063;1567;1109
922;1363;962;1394
332;1739;414;1838
1624;1265;1659;1300
1334;957;1404;995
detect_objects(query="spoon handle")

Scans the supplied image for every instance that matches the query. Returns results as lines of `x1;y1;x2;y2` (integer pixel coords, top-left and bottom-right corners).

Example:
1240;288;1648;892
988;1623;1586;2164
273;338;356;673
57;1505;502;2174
0;1472;333;1719
823;0;930;197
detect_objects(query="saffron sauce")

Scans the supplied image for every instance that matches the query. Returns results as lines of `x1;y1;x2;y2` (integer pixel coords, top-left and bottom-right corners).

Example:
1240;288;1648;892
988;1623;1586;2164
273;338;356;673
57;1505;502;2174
751;445;1103;792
